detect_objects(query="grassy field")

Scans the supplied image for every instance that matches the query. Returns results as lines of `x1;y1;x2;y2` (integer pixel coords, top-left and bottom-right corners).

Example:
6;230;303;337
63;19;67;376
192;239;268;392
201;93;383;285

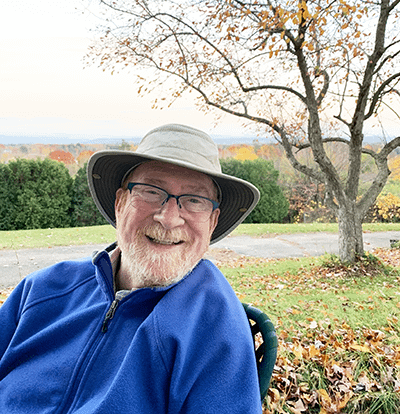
214;250;400;413
0;225;117;250
0;221;400;250
233;222;400;236
1;222;400;413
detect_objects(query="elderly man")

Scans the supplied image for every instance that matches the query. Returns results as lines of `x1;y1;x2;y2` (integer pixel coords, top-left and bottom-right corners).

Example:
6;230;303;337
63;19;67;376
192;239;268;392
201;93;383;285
0;124;262;413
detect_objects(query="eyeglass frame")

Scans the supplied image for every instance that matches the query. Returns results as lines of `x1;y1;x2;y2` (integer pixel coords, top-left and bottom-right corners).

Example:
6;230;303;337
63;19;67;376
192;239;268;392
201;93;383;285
127;182;220;213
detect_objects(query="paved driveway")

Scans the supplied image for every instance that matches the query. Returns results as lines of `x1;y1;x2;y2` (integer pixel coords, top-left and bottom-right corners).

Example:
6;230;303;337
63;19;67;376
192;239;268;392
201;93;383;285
1;231;399;288
213;231;400;259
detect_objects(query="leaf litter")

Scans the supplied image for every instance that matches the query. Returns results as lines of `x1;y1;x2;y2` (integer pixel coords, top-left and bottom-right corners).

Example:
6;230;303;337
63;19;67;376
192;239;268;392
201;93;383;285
210;246;400;413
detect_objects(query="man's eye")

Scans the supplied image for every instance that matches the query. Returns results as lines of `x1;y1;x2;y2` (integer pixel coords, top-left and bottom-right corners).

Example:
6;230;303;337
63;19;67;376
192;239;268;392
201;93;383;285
187;197;204;205
144;189;160;195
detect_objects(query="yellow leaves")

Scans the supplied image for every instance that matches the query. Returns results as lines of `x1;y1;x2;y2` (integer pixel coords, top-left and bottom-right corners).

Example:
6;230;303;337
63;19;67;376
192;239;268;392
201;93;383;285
214;246;400;412
370;193;400;223
317;389;332;410
309;343;320;358
349;343;371;353
389;155;400;180
297;0;311;22
233;146;258;161
268;318;400;413
287;307;302;315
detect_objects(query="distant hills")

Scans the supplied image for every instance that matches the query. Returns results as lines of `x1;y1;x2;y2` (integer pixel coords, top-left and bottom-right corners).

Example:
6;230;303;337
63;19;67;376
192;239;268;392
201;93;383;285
0;133;391;146
0;135;136;146
0;134;270;146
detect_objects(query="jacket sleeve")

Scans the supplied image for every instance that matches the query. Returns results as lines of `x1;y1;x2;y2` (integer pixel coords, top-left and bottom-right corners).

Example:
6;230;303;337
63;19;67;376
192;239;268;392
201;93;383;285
153;295;263;414
0;281;26;360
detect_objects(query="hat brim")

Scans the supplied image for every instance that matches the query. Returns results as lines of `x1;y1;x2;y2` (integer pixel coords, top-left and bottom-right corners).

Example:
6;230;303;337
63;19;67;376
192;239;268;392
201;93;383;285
87;150;260;244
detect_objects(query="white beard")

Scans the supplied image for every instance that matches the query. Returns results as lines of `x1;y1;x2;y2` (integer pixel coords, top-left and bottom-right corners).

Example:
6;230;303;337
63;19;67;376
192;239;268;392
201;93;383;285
117;224;202;288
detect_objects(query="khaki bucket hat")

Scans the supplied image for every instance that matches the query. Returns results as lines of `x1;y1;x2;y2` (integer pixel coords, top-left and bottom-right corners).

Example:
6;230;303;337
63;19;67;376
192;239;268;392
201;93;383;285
87;123;260;244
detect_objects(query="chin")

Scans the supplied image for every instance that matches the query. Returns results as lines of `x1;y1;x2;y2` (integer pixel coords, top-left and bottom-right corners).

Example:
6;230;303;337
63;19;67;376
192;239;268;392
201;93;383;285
120;240;202;288
117;223;209;288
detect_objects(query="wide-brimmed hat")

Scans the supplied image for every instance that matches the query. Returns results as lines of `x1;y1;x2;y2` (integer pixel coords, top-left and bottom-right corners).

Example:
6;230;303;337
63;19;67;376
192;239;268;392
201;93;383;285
87;123;260;244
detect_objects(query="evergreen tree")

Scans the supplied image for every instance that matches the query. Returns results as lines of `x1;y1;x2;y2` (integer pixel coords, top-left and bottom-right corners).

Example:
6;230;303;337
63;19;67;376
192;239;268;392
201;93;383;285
0;163;16;230
220;158;289;223
71;164;109;227
8;158;73;230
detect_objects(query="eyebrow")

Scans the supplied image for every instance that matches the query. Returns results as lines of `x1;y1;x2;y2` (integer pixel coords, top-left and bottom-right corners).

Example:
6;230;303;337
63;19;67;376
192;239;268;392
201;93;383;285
144;178;213;197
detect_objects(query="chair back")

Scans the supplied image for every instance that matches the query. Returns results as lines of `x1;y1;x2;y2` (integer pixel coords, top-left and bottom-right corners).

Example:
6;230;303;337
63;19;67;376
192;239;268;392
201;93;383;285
243;303;278;401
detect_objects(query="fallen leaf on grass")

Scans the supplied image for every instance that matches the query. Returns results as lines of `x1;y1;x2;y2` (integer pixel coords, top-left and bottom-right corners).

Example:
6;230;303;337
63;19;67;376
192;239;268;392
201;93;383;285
349;344;371;353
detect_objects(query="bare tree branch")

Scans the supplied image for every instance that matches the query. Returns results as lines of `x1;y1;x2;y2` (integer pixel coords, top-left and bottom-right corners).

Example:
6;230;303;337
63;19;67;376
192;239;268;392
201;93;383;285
87;0;400;262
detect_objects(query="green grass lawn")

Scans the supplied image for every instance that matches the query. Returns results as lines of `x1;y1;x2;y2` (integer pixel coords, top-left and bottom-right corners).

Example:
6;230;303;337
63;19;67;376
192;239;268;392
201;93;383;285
221;254;400;335
0;226;117;250
232;222;400;236
0;222;399;250
218;252;400;413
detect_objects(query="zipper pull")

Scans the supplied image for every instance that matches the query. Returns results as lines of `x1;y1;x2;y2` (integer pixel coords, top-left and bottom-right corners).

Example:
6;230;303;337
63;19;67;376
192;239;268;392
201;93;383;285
101;299;119;333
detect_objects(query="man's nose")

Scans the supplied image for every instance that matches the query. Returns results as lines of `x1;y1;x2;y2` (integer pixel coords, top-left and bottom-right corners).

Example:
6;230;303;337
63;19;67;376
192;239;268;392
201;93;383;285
153;198;185;229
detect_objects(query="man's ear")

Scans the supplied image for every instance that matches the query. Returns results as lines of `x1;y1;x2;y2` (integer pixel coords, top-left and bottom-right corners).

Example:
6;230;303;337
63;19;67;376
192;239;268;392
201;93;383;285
115;188;126;216
209;208;220;234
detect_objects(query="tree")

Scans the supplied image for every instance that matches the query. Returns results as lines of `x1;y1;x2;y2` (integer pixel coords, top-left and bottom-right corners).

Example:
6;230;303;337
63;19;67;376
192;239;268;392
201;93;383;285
87;0;400;261
7;159;73;230
71;164;109;227
234;145;258;160
220;158;289;223
49;150;76;165
77;150;95;166
0;163;16;231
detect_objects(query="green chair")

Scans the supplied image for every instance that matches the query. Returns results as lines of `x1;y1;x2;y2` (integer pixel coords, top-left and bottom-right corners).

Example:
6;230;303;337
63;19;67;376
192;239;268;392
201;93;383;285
243;303;278;401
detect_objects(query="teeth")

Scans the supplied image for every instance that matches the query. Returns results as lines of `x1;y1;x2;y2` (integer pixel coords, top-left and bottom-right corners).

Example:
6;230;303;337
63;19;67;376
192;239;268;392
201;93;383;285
148;236;181;245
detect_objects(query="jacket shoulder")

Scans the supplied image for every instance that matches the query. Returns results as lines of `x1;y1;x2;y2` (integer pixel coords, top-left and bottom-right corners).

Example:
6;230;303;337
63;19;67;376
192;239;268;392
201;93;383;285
19;256;97;309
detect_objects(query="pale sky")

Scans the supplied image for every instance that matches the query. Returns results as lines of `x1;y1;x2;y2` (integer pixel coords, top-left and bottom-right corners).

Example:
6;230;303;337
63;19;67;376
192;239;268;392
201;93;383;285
0;1;398;144
0;0;249;143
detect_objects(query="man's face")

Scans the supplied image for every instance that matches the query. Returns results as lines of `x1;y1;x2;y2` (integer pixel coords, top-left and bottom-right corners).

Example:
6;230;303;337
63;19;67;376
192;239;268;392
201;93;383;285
114;161;220;289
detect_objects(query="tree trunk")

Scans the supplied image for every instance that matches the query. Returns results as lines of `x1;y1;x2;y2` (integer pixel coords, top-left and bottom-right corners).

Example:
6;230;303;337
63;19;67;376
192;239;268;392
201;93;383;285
337;203;364;262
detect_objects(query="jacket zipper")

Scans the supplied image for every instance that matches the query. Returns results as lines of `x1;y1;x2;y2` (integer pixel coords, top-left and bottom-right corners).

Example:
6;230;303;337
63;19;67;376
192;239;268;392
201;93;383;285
101;290;131;333
101;298;120;333
60;292;131;413
59;302;114;414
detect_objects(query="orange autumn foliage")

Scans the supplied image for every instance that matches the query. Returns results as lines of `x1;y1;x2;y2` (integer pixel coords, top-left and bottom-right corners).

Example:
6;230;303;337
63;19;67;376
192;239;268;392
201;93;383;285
48;150;76;165
77;150;95;164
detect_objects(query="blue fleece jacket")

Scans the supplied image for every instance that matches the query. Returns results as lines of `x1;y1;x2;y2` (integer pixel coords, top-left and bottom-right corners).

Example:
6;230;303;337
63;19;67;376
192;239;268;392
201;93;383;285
0;248;262;413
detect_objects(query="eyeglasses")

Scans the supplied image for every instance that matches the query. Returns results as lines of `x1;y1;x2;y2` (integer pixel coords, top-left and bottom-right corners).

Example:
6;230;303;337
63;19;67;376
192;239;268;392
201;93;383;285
127;183;219;221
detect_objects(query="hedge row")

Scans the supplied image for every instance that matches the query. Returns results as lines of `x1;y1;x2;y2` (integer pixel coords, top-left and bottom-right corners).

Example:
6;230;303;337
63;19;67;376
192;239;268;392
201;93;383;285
0;159;107;231
0;157;289;231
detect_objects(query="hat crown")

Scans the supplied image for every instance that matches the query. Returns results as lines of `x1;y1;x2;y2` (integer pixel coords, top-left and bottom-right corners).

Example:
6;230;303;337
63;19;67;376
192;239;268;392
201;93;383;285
137;124;222;174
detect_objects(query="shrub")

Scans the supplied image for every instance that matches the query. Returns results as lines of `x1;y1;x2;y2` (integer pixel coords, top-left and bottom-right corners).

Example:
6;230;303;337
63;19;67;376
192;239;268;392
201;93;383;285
220;158;289;223
365;193;400;223
71;164;109;227
0;163;16;230
5;158;73;230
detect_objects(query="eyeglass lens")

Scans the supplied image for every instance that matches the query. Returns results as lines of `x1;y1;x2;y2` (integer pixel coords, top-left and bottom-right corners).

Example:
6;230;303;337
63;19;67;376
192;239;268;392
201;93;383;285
128;183;217;221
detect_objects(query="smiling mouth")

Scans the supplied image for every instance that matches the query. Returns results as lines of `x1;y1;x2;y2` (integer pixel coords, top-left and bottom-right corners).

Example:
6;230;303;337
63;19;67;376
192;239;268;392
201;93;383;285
146;236;184;246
